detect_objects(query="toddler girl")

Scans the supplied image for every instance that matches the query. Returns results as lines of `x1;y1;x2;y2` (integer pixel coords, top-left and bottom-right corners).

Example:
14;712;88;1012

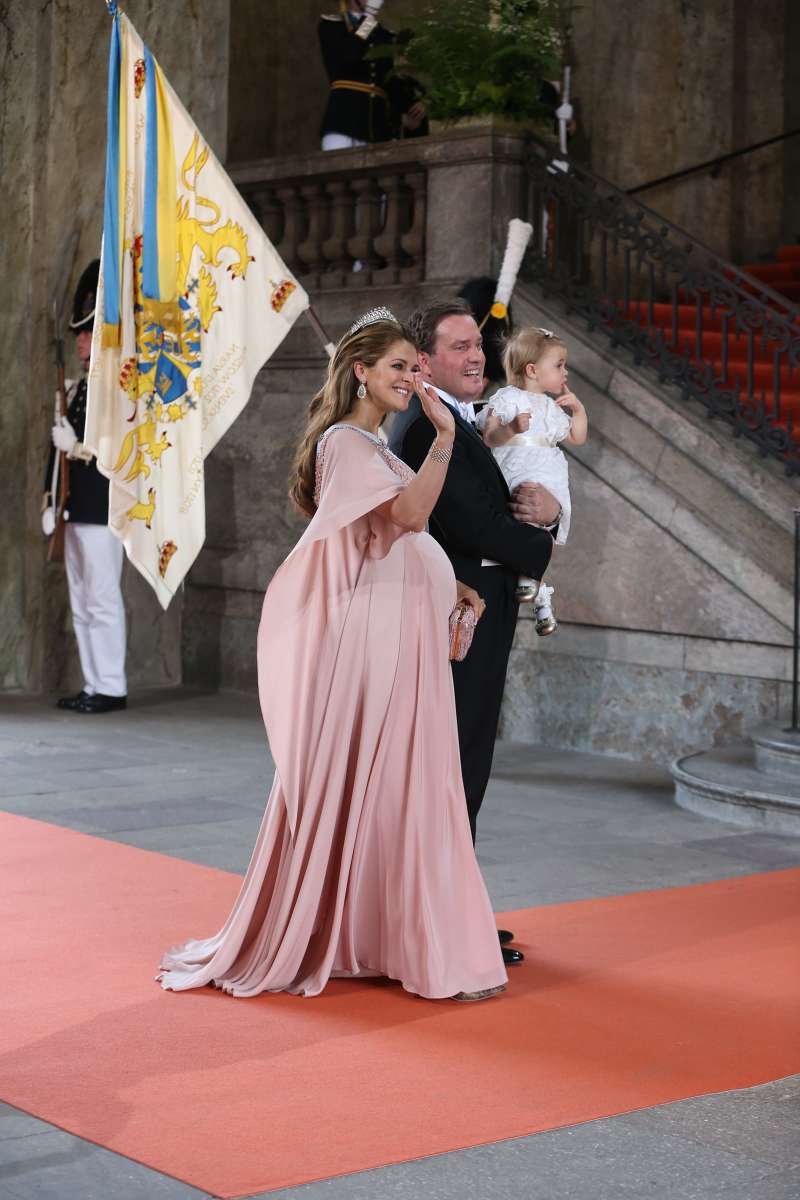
475;327;588;634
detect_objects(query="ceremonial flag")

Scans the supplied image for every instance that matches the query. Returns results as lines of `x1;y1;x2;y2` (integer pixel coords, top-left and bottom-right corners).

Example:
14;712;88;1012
86;8;308;607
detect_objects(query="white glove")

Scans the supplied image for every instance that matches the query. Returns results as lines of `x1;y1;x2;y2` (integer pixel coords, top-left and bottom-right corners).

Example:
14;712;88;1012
556;102;573;122
52;417;78;454
355;0;383;37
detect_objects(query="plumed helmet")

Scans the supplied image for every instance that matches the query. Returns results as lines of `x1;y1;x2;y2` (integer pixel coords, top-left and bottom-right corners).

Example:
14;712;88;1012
69;259;100;332
457;276;511;384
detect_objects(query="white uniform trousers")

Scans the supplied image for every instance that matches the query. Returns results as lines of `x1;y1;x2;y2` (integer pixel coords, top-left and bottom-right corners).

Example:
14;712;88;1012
64;523;127;697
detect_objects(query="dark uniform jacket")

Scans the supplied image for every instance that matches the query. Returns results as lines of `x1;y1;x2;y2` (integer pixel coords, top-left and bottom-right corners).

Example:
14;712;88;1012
319;12;417;144
44;377;109;525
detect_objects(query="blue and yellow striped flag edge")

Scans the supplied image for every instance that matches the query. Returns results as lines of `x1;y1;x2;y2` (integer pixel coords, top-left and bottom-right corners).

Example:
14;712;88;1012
101;13;177;347
142;45;177;304
101;12;126;348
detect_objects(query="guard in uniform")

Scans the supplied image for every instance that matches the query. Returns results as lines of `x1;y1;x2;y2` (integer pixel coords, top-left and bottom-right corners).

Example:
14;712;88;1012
44;260;128;714
318;0;426;148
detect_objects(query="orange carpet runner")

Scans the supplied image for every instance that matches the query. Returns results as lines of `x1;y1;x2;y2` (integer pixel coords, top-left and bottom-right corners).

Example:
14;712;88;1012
1;812;799;1198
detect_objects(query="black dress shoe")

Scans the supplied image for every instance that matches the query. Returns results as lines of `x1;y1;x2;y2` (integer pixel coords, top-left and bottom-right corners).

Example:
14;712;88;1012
57;691;90;711
76;693;127;714
502;946;524;965
498;929;514;945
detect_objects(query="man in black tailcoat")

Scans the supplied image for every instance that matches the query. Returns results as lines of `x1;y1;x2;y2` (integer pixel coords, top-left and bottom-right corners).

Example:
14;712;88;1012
389;300;560;965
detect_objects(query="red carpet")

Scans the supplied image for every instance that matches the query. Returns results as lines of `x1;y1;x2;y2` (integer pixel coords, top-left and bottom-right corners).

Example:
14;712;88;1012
1;812;798;1198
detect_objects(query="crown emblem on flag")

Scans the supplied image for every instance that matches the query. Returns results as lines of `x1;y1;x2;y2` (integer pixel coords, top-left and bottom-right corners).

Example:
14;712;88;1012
271;279;297;313
134;58;146;99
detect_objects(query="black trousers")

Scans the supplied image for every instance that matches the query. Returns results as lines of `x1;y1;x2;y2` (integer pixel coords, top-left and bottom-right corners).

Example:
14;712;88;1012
451;566;519;842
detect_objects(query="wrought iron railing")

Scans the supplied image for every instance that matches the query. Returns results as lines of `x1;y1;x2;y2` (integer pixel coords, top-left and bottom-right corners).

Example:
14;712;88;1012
521;135;800;476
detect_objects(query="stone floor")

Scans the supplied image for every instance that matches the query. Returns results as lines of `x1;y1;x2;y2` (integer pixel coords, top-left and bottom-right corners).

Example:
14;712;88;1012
1;689;799;1200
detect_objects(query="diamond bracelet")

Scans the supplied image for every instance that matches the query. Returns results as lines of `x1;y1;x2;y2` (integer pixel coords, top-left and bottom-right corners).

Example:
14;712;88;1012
428;442;453;465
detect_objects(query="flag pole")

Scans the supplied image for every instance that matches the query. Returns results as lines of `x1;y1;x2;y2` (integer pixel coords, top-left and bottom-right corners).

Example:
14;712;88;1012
305;306;336;359
46;226;81;564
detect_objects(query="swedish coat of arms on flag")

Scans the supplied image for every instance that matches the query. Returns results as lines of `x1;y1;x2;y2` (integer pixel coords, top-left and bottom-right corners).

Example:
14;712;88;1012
86;8;308;607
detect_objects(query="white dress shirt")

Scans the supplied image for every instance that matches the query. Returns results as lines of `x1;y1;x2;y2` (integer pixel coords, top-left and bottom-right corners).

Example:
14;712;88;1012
432;386;476;425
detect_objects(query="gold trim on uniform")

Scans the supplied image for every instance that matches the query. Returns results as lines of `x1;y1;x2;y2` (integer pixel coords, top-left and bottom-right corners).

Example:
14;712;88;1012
330;79;387;100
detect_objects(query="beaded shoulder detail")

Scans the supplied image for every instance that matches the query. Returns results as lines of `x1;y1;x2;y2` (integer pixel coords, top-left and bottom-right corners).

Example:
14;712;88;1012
314;424;415;504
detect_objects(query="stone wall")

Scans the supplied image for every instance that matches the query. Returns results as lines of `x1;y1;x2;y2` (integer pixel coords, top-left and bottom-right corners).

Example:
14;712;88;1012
4;0;796;734
0;0;229;694
783;2;800;245
226;2;796;261
572;0;792;263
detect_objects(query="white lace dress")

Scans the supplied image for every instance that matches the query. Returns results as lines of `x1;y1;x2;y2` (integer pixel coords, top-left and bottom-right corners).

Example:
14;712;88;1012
476;385;572;544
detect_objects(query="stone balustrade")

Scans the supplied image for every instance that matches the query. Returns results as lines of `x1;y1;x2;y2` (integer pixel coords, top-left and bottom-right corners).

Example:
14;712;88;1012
229;124;536;290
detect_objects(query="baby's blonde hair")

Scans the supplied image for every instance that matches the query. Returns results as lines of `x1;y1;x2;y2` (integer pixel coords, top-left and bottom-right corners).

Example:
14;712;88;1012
503;327;567;387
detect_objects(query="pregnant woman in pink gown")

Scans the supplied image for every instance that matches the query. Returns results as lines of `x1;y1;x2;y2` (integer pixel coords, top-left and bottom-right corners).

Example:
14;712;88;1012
158;311;507;1002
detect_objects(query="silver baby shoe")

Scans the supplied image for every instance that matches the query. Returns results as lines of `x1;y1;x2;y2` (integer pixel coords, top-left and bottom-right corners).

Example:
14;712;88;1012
515;579;540;603
534;584;557;636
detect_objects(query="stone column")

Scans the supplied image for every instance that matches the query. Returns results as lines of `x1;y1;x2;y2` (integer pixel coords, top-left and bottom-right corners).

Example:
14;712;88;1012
424;125;529;282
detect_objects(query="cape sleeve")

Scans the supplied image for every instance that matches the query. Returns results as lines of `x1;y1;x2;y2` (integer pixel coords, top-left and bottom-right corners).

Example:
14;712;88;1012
257;428;411;836
288;426;410;563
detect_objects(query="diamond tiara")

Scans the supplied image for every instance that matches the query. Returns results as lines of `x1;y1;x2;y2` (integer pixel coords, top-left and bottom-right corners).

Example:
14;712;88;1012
347;306;399;335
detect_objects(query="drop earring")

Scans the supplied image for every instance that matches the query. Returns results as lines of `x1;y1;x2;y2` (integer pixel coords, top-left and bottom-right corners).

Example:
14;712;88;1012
356;382;367;400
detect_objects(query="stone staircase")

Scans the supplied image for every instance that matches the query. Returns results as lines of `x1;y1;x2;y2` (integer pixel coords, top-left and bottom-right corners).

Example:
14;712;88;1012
673;721;800;834
501;282;794;765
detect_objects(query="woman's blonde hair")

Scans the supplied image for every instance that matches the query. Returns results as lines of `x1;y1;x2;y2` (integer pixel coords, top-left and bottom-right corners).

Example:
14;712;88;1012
502;327;567;387
289;319;415;517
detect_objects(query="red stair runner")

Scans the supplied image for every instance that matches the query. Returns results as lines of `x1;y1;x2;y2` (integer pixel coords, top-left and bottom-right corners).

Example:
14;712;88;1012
625;245;800;443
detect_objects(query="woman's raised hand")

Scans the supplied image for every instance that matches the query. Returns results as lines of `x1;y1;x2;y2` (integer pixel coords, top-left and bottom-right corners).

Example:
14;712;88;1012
417;380;455;439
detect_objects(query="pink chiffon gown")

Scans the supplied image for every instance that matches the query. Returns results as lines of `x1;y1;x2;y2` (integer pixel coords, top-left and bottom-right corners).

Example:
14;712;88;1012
158;423;507;999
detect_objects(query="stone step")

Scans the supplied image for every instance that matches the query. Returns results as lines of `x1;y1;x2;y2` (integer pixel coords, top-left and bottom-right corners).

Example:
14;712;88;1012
569;424;791;634
671;742;800;835
751;721;800;781
515;283;797;533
